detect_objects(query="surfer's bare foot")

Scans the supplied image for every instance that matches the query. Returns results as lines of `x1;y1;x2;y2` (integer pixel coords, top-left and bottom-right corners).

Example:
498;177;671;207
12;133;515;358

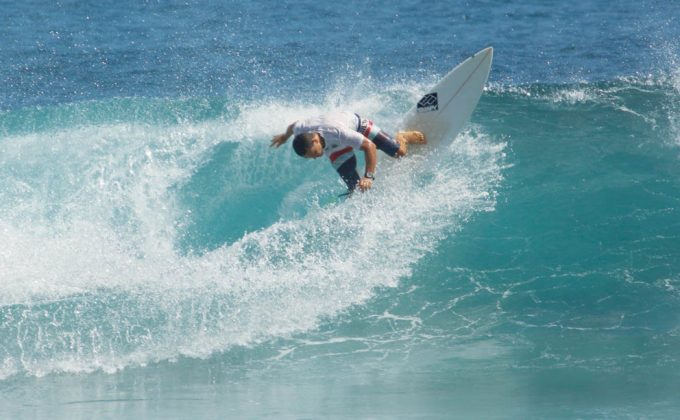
396;139;408;157
397;131;427;145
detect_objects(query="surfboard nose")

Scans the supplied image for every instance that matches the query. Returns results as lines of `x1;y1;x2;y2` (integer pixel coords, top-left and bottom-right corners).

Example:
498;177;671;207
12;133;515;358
480;46;493;62
402;47;494;146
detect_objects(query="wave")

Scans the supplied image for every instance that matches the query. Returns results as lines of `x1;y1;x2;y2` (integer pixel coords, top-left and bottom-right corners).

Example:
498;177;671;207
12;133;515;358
1;73;678;380
0;80;505;379
487;74;679;149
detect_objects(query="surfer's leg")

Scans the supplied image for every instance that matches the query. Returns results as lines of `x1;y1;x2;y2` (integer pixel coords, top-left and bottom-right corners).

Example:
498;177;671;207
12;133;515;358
335;155;360;192
357;117;403;158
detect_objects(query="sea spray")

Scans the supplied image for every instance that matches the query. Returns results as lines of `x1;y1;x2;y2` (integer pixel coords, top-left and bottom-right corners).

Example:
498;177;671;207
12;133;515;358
0;88;505;379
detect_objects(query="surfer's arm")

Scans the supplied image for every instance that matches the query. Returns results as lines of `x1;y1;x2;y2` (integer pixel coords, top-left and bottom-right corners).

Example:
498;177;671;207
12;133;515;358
271;123;295;148
358;138;376;191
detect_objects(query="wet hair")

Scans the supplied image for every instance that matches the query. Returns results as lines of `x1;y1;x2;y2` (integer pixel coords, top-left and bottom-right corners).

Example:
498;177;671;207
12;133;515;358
292;132;315;157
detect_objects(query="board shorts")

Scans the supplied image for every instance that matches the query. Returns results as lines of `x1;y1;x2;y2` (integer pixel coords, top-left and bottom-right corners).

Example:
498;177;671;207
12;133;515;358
355;114;401;157
335;114;401;191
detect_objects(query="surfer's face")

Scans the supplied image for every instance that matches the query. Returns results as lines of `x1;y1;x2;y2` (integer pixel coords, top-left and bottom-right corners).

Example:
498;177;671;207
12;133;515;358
304;133;324;159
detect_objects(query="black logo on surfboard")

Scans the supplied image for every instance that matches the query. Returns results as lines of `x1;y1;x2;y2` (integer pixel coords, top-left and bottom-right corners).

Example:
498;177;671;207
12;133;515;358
417;92;438;113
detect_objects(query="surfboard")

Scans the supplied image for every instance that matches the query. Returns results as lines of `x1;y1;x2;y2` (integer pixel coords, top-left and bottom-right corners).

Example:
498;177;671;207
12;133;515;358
401;47;493;146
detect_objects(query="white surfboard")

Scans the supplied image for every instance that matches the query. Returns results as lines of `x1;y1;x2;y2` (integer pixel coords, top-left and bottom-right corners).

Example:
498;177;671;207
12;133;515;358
401;47;493;146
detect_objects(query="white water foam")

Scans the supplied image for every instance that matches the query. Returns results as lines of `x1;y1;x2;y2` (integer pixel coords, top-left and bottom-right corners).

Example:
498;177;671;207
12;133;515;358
0;87;505;380
667;48;680;147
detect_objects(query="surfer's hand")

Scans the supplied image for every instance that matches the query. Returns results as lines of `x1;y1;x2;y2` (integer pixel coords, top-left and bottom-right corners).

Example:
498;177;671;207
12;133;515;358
358;177;373;192
271;134;288;148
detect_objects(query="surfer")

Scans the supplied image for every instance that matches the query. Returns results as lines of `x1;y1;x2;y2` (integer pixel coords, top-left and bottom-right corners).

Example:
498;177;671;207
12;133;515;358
271;112;425;192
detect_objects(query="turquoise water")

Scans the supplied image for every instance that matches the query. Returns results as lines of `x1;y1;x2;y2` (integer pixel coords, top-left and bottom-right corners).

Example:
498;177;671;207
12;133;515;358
2;1;680;418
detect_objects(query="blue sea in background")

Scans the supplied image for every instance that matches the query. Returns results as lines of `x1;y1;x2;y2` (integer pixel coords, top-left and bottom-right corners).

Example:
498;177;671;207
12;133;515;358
1;0;680;418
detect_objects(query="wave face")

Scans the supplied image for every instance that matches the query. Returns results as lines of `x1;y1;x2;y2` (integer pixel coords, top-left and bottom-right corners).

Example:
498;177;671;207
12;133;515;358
1;0;680;418
0;85;506;378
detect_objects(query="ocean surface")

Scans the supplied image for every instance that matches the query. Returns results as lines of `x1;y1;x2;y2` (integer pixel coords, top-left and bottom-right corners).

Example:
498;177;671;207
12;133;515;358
1;0;680;418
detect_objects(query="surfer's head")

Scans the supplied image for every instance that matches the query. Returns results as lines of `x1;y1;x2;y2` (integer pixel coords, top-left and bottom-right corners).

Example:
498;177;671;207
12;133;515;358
293;132;324;159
